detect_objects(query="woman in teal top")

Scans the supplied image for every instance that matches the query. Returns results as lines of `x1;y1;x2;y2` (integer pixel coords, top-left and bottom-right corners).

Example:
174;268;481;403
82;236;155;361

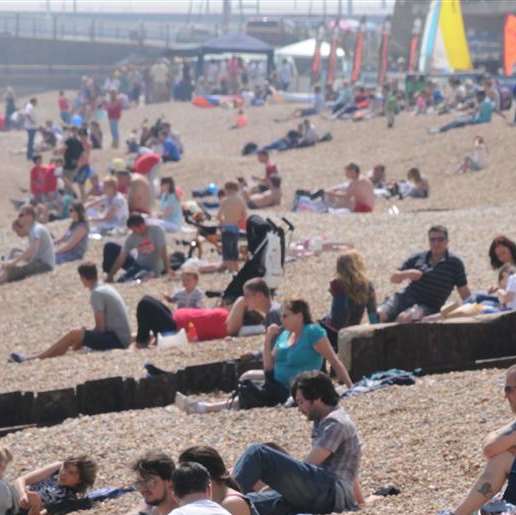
263;299;352;391
175;299;352;414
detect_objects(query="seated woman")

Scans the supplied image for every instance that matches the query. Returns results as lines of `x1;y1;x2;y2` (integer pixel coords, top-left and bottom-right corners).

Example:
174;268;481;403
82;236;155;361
390;167;429;199
175;298;352;414
155;177;183;232
319;250;378;351
178;446;255;515
454;136;488;174
55;202;89;265
489;235;516;271
14;456;97;515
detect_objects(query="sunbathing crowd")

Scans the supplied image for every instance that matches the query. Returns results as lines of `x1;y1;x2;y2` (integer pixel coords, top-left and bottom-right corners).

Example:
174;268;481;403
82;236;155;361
0;74;515;515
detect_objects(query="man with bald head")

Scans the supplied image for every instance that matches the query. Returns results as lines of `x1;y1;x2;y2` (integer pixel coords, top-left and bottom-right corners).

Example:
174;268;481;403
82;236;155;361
441;366;516;514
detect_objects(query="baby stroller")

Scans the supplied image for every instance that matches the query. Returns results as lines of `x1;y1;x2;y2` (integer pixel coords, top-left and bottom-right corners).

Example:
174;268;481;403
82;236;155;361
178;205;247;259
213;215;294;305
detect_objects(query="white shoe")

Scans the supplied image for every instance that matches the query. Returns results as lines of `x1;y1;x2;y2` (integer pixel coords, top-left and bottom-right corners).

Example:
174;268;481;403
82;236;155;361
174;392;204;414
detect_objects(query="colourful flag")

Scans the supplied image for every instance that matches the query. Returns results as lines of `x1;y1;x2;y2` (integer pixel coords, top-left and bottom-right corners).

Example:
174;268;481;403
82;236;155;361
311;38;322;83
377;19;390;86
327;29;339;85
351;18;366;83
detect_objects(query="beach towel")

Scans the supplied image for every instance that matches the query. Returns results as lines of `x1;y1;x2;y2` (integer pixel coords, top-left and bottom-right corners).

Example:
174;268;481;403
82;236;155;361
340;369;418;398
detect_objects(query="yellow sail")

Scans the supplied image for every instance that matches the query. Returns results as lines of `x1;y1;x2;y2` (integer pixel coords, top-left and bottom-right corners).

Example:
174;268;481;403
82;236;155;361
439;0;472;70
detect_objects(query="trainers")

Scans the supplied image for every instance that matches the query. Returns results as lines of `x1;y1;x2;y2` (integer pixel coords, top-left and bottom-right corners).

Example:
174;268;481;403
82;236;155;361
174;392;205;414
8;352;27;363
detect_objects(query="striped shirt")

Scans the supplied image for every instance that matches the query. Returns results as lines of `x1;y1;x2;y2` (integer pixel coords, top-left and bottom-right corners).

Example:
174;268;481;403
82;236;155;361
400;250;468;311
311;407;361;484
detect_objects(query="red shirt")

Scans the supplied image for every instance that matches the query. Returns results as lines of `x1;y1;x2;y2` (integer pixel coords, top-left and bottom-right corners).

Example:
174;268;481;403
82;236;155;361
31;165;57;195
134;153;161;175
265;163;278;179
117;183;129;195
58;96;70;112
106;100;123;120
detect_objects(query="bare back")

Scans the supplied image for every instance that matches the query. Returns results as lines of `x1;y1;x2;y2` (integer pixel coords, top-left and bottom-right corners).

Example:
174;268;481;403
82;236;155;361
219;194;246;226
348;177;375;210
129;175;152;214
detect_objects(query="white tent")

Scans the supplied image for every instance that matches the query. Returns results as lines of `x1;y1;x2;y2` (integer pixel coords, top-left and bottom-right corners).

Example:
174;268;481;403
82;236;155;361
276;38;345;59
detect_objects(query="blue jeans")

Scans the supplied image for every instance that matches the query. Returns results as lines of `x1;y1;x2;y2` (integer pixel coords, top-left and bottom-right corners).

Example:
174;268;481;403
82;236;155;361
109;119;119;146
233;444;337;515
438;115;474;133
26;128;37;160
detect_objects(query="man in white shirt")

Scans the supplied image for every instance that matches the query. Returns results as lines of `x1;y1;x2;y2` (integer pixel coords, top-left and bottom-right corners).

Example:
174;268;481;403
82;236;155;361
0;205;54;284
170;463;230;515
24;97;38;161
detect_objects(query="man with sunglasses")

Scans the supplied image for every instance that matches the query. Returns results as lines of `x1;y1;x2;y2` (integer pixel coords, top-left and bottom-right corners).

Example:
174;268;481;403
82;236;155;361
378;225;471;323
439;366;516;514
128;451;177;515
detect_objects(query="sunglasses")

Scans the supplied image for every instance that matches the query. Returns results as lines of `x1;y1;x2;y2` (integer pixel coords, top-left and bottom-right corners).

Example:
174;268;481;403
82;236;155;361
132;476;160;491
429;237;446;243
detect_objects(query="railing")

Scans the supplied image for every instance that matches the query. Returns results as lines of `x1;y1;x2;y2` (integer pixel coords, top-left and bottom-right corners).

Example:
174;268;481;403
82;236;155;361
0;12;183;48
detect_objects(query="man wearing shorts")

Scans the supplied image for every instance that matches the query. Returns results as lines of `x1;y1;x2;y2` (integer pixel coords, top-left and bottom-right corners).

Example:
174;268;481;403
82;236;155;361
378;225;471;323
59;126;84;195
217;182;246;273
8;262;131;362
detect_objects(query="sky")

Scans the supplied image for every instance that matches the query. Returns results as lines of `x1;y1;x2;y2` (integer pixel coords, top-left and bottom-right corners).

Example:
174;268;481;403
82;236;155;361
0;0;395;15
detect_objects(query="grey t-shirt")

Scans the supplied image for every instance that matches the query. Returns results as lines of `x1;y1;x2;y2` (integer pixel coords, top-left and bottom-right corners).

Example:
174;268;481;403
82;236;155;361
170;287;204;309
90;283;131;347
123;224;166;275
29;223;55;269
0;480;19;515
264;301;282;327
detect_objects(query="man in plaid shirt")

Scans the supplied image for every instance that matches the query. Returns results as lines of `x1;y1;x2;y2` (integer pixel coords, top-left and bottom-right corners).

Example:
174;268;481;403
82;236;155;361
233;371;362;514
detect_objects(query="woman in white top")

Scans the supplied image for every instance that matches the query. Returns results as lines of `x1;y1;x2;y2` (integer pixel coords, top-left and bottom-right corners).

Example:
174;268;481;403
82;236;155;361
156;177;183;232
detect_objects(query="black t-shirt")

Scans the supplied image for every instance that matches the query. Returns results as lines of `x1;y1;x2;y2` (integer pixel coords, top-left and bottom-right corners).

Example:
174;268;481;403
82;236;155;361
64;137;84;170
400;250;468;311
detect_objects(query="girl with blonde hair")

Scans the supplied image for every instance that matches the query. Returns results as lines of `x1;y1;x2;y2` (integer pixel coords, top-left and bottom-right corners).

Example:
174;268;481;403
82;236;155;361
321;249;378;351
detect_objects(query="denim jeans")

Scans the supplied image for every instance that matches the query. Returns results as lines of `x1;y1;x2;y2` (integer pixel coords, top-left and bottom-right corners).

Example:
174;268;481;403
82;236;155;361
109;119;119;146
26;128;37;160
233;444;336;515
439;116;473;133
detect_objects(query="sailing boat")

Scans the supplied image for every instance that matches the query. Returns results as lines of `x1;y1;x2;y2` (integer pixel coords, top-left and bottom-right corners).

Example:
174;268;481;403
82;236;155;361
418;0;472;74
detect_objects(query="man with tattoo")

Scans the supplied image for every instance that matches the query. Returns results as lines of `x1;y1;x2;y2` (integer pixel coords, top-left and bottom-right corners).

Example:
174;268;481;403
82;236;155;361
440;365;516;514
